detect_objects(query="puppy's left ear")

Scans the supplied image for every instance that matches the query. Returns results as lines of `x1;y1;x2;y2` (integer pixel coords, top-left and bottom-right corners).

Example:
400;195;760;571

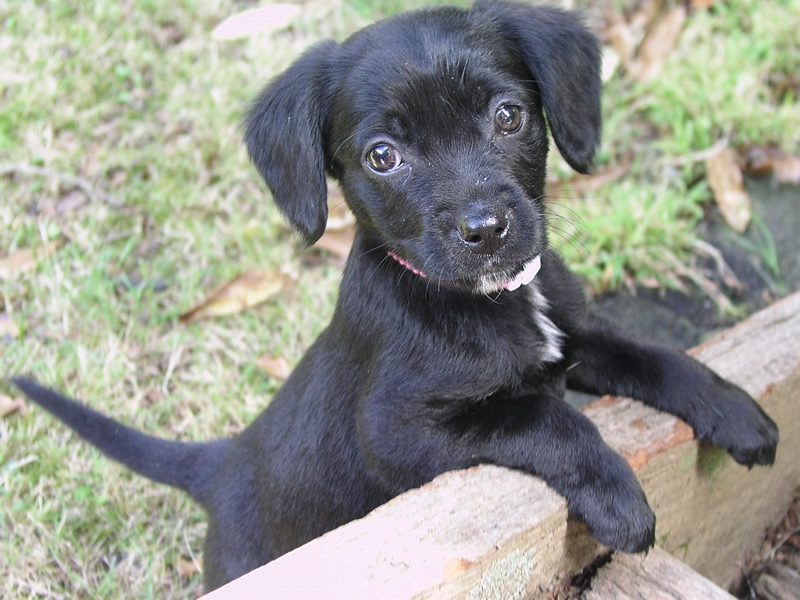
475;0;601;174
244;41;337;245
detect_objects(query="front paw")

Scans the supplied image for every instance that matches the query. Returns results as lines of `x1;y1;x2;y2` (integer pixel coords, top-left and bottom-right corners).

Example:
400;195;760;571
693;379;778;468
570;453;655;553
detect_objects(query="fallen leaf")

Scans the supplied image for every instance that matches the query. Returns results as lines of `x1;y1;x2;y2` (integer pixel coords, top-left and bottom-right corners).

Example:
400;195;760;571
57;188;88;213
742;146;800;185
706;148;751;233
0;393;26;418
773;154;800;185
255;355;292;381
633;6;686;81
325;183;355;231
177;556;201;578
603;8;635;73
0;239;62;280
212;5;301;40
179;268;287;323
0;312;19;339
313;227;355;264
547;162;630;200
690;0;720;8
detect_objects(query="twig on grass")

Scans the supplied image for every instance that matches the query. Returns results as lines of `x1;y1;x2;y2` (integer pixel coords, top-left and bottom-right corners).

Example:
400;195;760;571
0;163;124;208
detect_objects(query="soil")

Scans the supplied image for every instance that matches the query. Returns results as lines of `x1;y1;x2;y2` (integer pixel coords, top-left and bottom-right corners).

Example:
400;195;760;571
588;177;800;352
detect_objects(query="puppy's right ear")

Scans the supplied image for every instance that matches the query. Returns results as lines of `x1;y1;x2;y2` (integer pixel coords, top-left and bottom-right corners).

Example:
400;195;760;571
244;41;337;246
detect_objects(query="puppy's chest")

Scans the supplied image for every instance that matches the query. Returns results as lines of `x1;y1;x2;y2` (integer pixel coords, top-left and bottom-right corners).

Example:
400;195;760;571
398;285;565;393
526;284;565;364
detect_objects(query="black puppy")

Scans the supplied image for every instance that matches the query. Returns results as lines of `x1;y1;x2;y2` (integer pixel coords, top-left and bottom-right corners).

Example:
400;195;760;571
13;0;778;591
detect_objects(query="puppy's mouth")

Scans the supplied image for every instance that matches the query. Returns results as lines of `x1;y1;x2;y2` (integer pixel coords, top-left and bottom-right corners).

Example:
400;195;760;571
387;251;541;294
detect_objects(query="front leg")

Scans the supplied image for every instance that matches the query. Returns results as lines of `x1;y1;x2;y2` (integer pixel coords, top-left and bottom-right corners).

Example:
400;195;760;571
361;391;655;553
565;314;778;467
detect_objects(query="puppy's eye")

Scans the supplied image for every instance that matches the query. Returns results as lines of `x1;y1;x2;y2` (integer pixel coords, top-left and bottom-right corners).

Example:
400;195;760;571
366;144;403;173
495;104;523;134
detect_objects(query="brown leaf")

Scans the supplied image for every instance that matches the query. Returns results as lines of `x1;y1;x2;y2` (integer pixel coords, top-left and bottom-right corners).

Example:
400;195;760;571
546;160;631;199
313;227;355;264
773;155;800;186
325;184;355;232
0;312;19;339
57;189;88;214
176;556;201;578
706;148;751;233
212;5;301;40
690;0;720;8
603;8;635;73
179;268;287;323
634;6;687;81
0;239;62;280
742;146;800;185
0;393;27;418
255;355;292;381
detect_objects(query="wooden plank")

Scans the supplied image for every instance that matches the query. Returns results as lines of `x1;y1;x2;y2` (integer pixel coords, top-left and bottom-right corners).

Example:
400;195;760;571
203;292;800;599
582;547;736;600
584;292;800;587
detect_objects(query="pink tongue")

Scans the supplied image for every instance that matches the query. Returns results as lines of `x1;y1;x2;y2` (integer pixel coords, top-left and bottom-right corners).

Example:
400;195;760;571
503;255;541;291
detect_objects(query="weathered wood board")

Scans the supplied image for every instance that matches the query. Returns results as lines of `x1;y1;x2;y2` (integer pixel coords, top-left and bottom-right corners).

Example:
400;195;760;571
204;292;800;599
582;547;736;600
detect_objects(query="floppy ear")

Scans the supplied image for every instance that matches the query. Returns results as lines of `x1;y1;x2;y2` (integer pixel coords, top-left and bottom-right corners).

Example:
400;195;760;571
474;0;601;174
244;41;337;245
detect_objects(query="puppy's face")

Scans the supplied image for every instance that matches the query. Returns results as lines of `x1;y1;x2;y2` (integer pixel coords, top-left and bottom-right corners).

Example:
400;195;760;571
245;2;601;294
327;18;550;294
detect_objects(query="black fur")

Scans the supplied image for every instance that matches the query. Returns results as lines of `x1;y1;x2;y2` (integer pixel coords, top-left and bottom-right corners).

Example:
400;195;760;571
12;1;778;591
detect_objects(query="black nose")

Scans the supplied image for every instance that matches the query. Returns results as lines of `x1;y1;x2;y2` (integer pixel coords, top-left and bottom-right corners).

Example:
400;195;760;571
457;213;509;254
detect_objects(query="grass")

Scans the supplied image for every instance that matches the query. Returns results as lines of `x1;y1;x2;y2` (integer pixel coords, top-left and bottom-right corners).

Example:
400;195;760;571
1;0;798;597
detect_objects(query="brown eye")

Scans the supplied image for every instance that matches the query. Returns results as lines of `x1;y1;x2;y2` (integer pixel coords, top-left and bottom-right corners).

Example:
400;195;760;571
495;104;523;133
366;144;403;172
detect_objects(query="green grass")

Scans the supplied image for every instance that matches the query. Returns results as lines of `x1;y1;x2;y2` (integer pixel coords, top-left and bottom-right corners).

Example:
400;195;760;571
556;0;800;292
1;0;798;597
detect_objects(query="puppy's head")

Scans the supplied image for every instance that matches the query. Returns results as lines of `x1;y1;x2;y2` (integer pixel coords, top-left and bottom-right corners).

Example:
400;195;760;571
245;0;600;294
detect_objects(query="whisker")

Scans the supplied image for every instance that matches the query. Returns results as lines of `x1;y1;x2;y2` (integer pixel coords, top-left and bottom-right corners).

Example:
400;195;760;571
330;131;359;164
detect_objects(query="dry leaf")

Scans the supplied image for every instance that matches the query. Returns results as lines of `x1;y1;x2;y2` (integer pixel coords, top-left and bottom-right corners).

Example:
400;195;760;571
0;393;26;418
325;183;355;231
547;161;630;199
57;188;88;213
212;5;301;40
179;268;286;323
773;155;800;186
0;239;62;280
603;8;635;73
691;0;719;8
0;312;19;339
314;228;355;263
706;148;751;233
634;6;686;81
255;355;292;381
742;146;800;185
177;556;201;578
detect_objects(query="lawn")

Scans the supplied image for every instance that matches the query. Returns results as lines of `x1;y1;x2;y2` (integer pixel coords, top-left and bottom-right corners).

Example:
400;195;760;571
1;0;798;598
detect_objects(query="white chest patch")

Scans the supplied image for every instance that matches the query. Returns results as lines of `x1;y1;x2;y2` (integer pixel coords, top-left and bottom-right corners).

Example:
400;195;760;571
527;283;564;363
